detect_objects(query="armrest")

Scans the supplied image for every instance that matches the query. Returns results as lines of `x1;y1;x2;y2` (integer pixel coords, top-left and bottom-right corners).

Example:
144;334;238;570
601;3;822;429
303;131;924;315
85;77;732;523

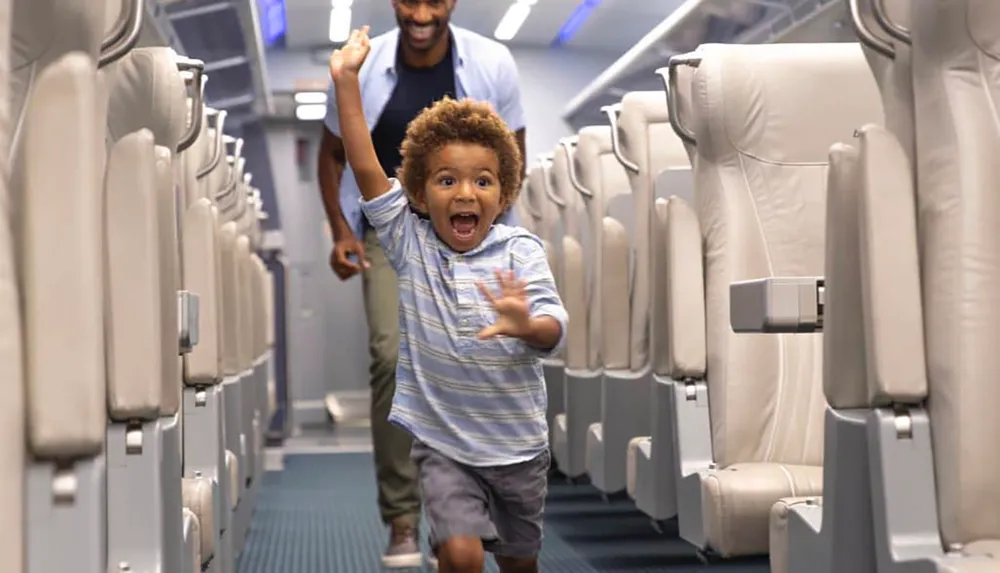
730;277;824;333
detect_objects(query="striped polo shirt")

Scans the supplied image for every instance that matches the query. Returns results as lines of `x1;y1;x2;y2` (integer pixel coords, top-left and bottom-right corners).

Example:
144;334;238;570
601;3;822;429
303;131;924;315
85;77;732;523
360;180;568;467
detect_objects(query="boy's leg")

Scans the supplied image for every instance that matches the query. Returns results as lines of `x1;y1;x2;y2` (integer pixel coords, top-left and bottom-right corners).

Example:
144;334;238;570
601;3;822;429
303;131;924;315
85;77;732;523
362;230;422;567
481;450;550;573
412;441;497;573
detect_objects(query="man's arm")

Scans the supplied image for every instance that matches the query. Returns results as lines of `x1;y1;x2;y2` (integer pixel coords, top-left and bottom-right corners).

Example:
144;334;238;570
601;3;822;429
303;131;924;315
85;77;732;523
317;126;351;239
334;74;391;202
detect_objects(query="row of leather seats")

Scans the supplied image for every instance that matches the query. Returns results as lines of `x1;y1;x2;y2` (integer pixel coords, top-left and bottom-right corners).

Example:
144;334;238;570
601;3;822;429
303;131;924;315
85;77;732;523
515;0;1000;571
3;0;278;571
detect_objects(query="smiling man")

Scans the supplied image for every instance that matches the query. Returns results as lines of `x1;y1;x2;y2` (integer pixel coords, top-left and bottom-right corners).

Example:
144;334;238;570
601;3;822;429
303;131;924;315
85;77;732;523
317;0;528;568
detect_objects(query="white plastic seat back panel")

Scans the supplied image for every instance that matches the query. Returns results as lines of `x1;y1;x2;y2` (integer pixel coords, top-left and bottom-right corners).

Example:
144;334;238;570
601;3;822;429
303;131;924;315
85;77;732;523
911;0;1000;547
690;43;881;467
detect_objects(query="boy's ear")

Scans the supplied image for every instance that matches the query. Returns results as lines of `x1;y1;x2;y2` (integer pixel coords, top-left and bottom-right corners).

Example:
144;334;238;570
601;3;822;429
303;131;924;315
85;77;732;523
409;189;428;213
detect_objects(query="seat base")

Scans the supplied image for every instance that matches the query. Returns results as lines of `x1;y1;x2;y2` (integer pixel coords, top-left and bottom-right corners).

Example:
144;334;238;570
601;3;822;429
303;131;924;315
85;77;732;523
626;436;648;500
771;497;822;573
586;368;651;494
27;454;106;573
630;375;681;521
780;407;876;573
107;416;174;572
558;368;602;478
183;384;228;572
681;462;822;558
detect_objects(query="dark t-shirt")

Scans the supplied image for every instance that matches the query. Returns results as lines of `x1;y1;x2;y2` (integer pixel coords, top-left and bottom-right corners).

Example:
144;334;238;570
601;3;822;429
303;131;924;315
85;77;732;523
371;39;457;180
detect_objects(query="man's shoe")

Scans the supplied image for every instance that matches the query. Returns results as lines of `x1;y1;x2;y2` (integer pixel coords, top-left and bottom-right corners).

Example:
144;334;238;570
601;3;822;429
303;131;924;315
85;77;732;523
381;520;423;568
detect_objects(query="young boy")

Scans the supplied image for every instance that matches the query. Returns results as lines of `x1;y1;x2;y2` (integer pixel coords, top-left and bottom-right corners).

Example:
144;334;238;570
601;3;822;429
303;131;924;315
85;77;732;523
329;26;567;573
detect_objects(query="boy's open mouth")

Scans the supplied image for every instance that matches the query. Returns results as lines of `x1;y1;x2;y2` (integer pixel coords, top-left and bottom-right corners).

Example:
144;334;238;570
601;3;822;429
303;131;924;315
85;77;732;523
450;212;479;241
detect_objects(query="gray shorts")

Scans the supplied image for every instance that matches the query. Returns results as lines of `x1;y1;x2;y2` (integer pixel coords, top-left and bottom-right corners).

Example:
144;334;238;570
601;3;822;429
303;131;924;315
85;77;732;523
410;441;550;559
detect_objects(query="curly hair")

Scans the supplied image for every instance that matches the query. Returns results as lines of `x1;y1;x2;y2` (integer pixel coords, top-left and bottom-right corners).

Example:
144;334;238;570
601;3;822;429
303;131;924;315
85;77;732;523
398;97;523;207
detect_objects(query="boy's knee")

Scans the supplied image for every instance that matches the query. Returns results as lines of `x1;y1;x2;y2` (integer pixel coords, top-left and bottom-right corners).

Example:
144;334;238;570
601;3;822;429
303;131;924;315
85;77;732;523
438;536;485;573
495;555;538;573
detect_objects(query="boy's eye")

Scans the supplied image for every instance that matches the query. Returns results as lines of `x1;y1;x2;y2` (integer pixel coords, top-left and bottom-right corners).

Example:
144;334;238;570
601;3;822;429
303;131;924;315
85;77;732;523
475;177;491;187
439;176;456;186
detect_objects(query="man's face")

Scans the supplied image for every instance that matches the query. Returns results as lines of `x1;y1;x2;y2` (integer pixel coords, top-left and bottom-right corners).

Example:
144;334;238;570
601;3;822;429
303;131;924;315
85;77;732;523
392;0;454;52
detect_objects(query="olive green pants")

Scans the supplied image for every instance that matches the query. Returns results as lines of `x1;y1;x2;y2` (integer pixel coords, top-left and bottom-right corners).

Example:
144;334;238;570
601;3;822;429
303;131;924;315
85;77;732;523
362;229;421;527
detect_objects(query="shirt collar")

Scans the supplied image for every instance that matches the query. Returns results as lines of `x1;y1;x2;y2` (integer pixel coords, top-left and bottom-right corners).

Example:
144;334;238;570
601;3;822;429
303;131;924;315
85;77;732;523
383;25;466;76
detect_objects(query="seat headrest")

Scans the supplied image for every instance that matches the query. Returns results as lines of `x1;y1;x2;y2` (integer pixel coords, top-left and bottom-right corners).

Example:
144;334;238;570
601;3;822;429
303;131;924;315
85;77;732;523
576;126;613;162
619;90;689;172
106;47;188;151
13;0;104;67
692;43;880;164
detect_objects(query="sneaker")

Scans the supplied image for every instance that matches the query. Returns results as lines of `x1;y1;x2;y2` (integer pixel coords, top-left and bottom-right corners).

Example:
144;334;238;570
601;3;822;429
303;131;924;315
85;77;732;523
381;520;423;569
426;555;438;571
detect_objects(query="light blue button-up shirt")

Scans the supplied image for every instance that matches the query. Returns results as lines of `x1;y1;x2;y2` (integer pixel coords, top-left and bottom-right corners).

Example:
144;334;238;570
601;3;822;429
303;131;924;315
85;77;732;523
324;25;526;241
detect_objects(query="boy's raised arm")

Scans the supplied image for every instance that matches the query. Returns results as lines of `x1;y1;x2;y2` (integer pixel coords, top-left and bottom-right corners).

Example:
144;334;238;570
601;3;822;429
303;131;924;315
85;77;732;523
329;27;392;202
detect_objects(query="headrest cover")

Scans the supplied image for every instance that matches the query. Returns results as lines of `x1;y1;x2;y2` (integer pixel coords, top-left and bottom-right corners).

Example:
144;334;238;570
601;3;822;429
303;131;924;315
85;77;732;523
106;48;188;151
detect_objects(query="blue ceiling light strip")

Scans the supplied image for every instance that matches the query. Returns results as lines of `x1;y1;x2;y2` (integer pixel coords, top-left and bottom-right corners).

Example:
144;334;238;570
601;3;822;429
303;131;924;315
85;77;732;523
258;0;287;47
552;0;603;47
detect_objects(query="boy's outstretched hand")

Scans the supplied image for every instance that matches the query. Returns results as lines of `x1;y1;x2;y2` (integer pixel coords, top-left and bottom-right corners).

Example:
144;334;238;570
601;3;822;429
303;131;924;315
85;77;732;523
329;26;371;81
477;270;531;340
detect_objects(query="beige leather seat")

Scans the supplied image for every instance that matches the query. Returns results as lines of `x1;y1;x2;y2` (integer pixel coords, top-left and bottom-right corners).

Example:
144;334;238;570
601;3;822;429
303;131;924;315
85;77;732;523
525;159;567;453
603;91;692;511
549;137;585;465
13;0;128;571
181;107;241;572
854;1;1000;571
102;43;204;573
0;1;23;572
213;149;271;556
756;2;909;573
666;42;880;559
550;126;627;480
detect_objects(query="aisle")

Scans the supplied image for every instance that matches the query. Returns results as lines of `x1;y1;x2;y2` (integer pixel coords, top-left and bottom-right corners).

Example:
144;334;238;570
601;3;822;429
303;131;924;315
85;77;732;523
236;452;769;572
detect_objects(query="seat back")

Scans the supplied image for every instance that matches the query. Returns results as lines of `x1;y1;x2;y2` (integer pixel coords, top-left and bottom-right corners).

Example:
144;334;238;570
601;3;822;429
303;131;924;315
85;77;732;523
527;162;561;297
0;1;24;569
689;43;880;467
18;16;106;460
551;140;586;370
575;126;630;371
909;0;1000;547
615;90;690;374
104;47;189;419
